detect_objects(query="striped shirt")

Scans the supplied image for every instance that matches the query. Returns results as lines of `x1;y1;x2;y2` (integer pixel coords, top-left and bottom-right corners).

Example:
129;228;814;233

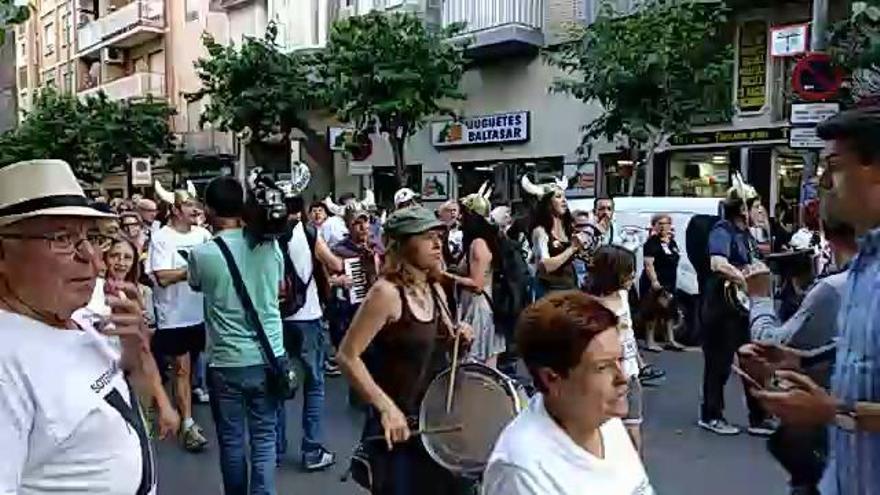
821;227;880;495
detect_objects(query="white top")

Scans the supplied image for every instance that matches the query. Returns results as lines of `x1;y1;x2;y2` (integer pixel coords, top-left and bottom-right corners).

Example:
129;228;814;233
596;290;639;379
147;225;211;329
0;310;155;495
483;395;653;495
319;216;348;248
285;222;323;321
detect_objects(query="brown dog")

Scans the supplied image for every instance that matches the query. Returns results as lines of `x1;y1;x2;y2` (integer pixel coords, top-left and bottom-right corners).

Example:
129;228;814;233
636;287;684;352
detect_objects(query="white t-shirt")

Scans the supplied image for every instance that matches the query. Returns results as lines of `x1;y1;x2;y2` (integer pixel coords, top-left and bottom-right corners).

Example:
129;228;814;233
285;222;323;321
483;395;653;495
147;225;211;329
0;310;155;495
319;216;348;248
597;290;640;379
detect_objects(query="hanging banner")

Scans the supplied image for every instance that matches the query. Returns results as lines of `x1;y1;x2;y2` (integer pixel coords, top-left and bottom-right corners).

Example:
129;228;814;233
737;21;768;112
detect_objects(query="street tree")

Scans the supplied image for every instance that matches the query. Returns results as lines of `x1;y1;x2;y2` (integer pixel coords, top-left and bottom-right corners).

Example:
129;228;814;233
829;0;880;105
187;22;318;169
546;0;733;194
320;11;468;187
0;0;29;44
0;88;174;182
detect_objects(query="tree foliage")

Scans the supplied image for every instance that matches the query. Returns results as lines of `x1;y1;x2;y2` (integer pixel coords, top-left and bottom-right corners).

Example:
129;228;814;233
187;23;318;145
320;11;468;186
829;0;880;106
0;88;174;182
0;0;29;44
545;0;733;193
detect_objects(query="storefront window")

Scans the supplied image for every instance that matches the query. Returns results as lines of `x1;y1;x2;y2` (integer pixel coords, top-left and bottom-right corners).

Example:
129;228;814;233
453;157;563;205
668;151;730;197
600;152;645;196
776;149;806;210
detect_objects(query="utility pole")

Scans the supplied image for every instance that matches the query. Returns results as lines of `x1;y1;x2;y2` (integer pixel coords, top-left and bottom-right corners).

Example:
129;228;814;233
811;0;829;52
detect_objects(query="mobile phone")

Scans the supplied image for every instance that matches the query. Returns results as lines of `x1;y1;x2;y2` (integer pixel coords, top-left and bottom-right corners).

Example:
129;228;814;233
731;363;764;390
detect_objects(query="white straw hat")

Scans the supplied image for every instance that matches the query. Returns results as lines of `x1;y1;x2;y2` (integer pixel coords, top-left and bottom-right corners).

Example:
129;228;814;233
0;159;115;227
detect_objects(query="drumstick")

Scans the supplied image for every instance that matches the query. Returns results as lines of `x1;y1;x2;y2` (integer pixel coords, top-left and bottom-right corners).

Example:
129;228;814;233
445;282;461;414
363;423;463;442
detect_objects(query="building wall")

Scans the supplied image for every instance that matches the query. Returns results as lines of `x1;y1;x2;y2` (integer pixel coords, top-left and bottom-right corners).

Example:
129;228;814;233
226;0;268;44
0;30;17;132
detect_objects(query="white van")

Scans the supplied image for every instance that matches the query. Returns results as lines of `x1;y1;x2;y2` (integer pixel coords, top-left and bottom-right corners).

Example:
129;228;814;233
567;196;723;295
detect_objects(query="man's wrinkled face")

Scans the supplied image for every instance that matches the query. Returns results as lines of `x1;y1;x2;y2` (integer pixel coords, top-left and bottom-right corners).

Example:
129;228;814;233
0;216;106;319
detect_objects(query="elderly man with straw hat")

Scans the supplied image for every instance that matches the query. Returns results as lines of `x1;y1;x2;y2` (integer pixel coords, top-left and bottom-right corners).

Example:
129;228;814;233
0;160;162;494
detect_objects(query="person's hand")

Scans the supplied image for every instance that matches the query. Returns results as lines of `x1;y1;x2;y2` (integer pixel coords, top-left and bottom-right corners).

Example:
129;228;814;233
745;269;772;298
330;274;353;288
753;370;836;427
456;322;475;345
651;281;663;291
155;402;181;440
379;404;410;451
103;282;150;353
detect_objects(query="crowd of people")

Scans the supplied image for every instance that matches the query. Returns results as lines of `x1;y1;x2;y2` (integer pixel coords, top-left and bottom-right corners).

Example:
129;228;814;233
1;107;880;495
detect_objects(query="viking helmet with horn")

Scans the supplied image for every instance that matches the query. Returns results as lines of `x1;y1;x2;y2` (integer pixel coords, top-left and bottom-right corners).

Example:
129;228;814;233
726;172;758;202
461;181;493;217
521;169;569;198
276;161;312;199
324;189;377;224
154;180;197;205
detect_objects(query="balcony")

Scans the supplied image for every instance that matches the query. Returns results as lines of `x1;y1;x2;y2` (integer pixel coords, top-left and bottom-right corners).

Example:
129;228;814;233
77;1;165;56
181;130;234;156
443;0;544;60
79;72;165;101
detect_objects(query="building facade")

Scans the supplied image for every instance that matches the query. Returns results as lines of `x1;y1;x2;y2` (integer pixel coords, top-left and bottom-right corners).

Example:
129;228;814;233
0;30;17;132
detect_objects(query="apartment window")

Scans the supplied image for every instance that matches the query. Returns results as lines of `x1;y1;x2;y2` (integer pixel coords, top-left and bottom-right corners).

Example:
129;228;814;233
185;0;199;21
16;39;26;67
63;72;73;93
43;22;55;55
62;13;71;48
186;99;203;132
43;70;56;89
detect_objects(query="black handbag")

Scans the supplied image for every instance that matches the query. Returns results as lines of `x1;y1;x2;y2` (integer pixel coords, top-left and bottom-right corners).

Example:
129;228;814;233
214;237;299;400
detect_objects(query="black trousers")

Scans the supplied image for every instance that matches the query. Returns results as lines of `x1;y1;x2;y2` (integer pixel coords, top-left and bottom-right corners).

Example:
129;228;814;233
700;289;767;424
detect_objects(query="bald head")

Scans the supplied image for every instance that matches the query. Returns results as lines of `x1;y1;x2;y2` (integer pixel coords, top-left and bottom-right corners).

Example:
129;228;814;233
136;199;158;223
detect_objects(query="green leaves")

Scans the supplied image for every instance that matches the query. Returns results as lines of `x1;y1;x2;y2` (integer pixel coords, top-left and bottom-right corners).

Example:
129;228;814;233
0;0;29;44
0;88;174;182
829;0;880;105
546;0;733;154
187;22;318;144
319;11;467;185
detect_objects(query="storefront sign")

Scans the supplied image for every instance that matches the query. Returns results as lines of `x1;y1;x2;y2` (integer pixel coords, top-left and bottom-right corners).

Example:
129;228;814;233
669;127;789;147
790;102;840;124
770;23;809;57
737;21;768;112
789;127;825;149
431;111;530;148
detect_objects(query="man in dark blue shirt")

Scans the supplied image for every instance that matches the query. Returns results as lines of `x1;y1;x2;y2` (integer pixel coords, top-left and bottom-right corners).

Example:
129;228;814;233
698;197;771;437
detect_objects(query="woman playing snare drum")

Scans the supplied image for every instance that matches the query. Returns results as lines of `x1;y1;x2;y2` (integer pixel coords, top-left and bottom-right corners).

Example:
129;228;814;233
337;207;473;495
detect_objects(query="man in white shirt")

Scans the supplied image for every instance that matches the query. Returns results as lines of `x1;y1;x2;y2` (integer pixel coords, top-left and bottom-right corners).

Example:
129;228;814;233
147;187;212;453
0;159;161;494
277;196;345;471
483;290;654;495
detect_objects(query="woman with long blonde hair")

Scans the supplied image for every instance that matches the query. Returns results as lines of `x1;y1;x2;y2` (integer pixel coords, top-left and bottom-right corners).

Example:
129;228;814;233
337;206;473;495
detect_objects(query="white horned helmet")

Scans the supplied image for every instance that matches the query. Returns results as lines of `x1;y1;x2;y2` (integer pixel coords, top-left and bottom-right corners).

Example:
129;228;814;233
324;189;376;224
460;181;493;217
520;168;569;198
275;161;312;199
726;171;758;202
154;179;198;205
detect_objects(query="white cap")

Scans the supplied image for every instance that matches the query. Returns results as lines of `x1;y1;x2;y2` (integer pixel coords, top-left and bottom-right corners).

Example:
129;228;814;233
393;187;420;207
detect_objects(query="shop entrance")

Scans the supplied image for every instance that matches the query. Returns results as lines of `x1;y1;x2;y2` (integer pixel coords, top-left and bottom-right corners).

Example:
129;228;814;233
452;156;564;206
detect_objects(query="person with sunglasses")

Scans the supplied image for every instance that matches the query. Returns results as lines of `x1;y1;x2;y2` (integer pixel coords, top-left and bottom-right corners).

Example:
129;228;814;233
0;160;161;494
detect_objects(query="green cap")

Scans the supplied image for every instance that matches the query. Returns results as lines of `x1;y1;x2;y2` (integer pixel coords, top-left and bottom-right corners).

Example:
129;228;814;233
384;206;445;238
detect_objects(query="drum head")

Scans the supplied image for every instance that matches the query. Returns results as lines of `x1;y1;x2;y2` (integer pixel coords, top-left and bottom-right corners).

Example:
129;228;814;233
419;363;524;475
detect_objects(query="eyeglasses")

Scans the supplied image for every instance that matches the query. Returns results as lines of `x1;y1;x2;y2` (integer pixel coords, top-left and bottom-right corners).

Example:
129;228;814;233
0;230;113;256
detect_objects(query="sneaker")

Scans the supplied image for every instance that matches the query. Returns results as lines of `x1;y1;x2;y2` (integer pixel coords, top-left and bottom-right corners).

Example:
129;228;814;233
303;447;336;471
639;365;666;386
180;423;209;452
698;418;741;436
192;387;210;404
324;359;342;377
747;419;778;437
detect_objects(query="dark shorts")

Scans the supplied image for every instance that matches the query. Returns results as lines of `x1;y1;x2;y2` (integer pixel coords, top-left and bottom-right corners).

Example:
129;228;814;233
152;323;206;357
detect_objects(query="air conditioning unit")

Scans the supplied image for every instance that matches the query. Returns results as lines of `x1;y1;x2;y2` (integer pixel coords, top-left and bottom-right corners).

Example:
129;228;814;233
102;47;124;65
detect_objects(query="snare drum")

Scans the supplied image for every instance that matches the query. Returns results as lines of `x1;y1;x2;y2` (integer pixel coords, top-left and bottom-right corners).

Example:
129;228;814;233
418;362;527;476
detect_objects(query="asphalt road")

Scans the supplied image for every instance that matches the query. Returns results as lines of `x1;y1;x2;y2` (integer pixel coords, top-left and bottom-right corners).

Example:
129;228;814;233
156;351;789;494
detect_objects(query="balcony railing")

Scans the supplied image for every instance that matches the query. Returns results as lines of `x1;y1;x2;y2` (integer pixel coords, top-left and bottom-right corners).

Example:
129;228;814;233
77;0;165;53
182;130;234;155
442;0;543;34
79;72;165;101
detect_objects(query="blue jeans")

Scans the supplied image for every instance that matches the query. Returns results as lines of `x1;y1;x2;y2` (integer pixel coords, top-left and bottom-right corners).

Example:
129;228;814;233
278;319;326;462
207;365;279;495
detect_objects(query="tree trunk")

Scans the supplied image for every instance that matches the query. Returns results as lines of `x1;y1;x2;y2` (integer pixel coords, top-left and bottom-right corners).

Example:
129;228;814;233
391;135;407;189
627;144;640;196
